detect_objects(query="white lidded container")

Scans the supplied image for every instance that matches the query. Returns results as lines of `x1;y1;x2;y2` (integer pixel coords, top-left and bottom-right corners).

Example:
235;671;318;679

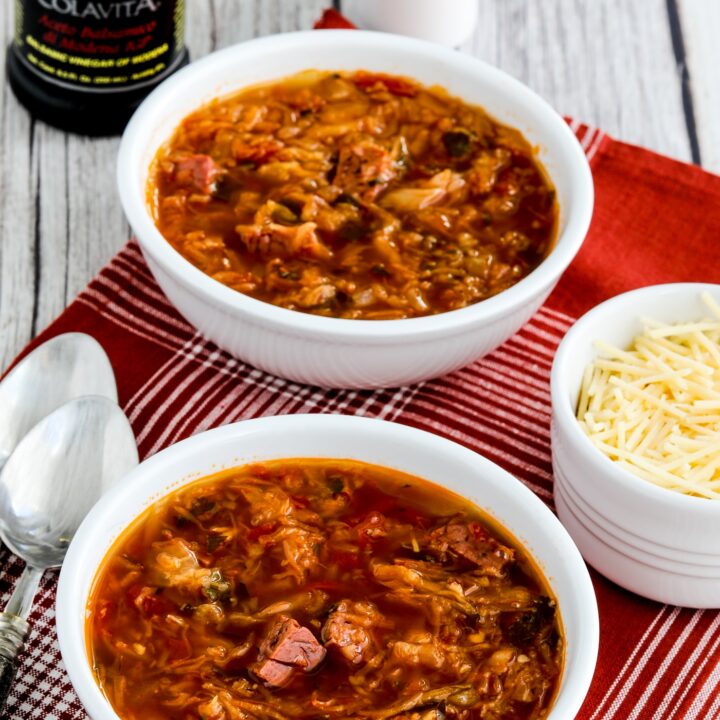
344;0;479;47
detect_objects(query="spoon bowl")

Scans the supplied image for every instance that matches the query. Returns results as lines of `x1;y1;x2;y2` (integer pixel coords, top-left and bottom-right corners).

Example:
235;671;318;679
0;396;139;569
0;334;118;469
0;395;138;710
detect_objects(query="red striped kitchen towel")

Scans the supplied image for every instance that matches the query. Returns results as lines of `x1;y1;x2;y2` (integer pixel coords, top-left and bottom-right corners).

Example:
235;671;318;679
5;19;720;720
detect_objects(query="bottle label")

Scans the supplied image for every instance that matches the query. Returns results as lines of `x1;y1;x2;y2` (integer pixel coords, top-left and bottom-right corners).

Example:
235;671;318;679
13;0;186;93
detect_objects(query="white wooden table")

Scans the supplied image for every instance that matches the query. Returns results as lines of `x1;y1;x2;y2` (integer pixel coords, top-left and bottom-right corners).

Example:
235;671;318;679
0;0;718;370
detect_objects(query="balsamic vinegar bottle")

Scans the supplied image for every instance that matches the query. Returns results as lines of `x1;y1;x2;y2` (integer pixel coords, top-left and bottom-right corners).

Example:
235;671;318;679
7;0;190;136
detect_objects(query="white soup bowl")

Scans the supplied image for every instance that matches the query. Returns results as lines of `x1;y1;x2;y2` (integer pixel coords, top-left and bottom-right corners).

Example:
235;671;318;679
57;414;598;719
117;30;593;389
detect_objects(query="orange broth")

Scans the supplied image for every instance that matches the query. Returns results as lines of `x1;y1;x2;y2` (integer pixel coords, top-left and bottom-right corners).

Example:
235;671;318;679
149;71;558;320
87;459;563;720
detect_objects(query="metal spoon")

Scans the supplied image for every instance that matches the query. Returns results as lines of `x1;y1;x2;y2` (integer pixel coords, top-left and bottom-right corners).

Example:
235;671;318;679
0;396;138;709
0;333;118;470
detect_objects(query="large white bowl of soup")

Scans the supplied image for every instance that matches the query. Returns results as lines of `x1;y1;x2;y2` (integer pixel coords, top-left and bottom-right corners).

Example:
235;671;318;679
56;414;598;720
118;30;593;389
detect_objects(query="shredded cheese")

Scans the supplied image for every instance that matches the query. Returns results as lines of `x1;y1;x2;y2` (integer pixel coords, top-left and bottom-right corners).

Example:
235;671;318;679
576;292;720;499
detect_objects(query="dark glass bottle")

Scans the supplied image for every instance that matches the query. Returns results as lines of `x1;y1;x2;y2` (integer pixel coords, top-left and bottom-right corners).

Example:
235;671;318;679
7;0;189;136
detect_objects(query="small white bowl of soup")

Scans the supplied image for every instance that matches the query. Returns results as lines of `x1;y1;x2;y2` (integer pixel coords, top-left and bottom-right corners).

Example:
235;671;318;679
551;283;720;608
117;30;593;389
56;414;598;720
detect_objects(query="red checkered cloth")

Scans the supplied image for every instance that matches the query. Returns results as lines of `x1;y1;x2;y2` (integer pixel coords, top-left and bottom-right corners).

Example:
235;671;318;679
5;22;720;720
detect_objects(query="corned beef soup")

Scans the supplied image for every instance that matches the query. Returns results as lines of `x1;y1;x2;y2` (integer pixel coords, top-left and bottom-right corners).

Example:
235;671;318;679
87;459;563;720
148;71;558;320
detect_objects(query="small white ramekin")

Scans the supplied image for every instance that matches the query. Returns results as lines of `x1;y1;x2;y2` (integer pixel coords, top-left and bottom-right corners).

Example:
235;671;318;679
551;283;720;608
57;415;598;720
117;30;593;389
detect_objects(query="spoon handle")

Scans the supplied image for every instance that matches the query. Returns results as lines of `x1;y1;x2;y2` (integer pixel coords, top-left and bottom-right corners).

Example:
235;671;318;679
4;566;43;619
0;612;29;710
0;566;43;710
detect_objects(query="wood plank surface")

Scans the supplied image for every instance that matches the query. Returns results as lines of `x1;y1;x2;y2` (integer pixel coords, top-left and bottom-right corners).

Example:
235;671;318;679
466;0;692;163
0;0;716;370
678;0;720;172
1;1;36;369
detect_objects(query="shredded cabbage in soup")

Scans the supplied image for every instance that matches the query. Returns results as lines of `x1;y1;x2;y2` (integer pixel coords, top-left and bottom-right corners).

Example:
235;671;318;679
88;459;563;720
150;71;558;319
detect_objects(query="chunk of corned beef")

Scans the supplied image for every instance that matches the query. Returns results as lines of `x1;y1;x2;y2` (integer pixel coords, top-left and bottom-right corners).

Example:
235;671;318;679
251;616;326;688
175;154;220;194
252;657;295;688
427;519;514;576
